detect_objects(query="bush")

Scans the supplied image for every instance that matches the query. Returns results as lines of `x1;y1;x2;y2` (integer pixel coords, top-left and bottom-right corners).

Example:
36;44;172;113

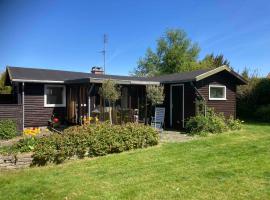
254;104;270;122
0;137;38;155
186;109;242;135
0;119;17;139
32;122;159;165
227;116;242;131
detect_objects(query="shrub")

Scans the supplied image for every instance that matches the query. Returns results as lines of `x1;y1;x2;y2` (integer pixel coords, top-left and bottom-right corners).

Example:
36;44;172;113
186;109;242;135
14;137;38;152
32;122;159;165
254;104;270;122
227;116;242;131
0;137;38;155
0;119;17;139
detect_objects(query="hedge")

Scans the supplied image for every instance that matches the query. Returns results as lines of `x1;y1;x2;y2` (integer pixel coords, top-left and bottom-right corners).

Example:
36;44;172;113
0;119;17;140
186;109;242;135
32;122;159;165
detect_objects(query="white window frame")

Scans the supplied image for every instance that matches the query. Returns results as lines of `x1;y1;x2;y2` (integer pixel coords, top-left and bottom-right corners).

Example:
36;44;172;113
209;85;227;100
44;85;66;107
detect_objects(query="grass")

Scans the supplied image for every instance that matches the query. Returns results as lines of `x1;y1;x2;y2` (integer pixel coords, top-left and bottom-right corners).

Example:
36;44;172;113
0;123;270;200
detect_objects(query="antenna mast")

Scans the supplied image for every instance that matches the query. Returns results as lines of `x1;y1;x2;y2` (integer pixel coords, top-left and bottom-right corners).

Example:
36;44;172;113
101;34;108;74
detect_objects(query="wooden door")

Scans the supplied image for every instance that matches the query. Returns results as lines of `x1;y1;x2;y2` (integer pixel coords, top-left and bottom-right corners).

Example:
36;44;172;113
171;85;184;129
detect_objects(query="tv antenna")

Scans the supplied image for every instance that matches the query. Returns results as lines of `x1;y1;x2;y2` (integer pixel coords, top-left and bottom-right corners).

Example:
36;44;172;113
100;34;108;74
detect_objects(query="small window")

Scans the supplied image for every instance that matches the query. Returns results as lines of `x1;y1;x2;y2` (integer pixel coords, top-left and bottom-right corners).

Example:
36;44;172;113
209;85;226;100
44;85;66;107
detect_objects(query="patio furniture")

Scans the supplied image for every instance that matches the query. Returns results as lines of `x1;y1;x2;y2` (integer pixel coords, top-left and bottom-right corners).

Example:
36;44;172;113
151;107;165;131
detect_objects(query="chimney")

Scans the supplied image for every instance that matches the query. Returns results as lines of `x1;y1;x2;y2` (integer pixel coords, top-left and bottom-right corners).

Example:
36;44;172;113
91;66;104;75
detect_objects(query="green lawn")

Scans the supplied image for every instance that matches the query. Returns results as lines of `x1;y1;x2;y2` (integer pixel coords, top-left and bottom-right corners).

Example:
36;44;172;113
0;123;270;200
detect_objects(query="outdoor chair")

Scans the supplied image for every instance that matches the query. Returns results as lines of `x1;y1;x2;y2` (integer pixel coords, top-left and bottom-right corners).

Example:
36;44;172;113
151;107;165;132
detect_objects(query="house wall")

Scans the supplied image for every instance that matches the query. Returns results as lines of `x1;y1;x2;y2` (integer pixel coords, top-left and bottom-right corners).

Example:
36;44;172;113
24;83;66;127
196;71;237;118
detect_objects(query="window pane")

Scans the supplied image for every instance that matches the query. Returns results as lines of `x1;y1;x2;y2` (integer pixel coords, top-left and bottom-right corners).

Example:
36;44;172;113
210;87;225;98
46;87;63;104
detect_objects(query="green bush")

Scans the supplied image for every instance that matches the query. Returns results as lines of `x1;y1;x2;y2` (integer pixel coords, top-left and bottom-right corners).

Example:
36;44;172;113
0;119;17;139
32;122;159;165
227;116;242;131
0;137;38;155
186;109;242;135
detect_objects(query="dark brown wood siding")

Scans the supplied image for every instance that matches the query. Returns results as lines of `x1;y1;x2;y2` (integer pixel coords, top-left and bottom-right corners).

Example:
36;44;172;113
0;104;23;133
24;83;66;127
196;71;237;118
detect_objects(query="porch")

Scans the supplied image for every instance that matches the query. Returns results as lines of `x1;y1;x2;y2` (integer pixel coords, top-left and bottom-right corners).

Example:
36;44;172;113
65;83;152;125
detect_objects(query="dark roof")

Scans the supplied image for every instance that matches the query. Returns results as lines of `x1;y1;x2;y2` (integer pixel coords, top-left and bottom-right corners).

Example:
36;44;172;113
149;69;211;83
6;66;155;83
6;65;247;85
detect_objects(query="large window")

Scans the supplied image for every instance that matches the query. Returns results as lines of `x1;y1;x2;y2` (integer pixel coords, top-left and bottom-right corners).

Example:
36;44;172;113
209;85;226;100
44;85;66;107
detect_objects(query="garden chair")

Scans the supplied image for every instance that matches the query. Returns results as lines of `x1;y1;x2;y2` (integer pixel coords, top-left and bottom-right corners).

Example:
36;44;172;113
151;107;165;132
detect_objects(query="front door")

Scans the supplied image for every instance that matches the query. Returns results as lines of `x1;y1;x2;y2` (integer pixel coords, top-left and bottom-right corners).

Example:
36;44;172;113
170;84;184;129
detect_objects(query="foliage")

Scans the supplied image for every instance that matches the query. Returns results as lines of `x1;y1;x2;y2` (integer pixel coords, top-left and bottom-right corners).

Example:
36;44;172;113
133;48;160;77
0;119;17;140
14;137;38;152
254;104;270;122
32;122;159;165
198;53;230;69
186;108;242;135
99;79;120;103
146;85;165;105
132;29;200;76
237;68;270;121
132;29;232;77
0;72;12;94
227;116;243;131
0;137;38;154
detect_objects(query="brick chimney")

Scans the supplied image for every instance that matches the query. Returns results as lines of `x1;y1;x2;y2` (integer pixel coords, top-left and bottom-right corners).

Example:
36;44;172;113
91;66;104;75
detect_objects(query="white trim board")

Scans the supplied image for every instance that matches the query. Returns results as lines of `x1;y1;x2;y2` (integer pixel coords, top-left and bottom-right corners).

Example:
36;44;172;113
170;84;185;128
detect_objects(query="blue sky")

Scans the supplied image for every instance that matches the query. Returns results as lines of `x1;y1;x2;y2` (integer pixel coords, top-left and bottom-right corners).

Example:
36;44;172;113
0;0;270;76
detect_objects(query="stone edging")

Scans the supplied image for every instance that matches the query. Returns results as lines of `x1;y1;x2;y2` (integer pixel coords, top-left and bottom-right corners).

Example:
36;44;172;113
0;153;33;170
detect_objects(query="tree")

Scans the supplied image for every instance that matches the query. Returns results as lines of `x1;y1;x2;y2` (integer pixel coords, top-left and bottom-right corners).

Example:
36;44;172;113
199;53;230;69
99;79;120;124
146;85;165;106
0;72;11;94
132;29;200;77
146;85;165;127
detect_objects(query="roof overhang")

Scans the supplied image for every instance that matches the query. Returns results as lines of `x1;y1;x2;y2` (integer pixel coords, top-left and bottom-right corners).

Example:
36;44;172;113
195;65;248;84
11;79;65;83
44;77;161;85
84;77;159;85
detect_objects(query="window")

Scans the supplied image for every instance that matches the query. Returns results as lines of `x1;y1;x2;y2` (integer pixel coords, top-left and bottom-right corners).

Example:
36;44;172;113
44;85;66;107
209;85;226;100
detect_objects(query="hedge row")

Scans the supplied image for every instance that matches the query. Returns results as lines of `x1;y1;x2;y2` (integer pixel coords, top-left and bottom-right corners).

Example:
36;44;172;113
0;119;17;140
32;122;159;165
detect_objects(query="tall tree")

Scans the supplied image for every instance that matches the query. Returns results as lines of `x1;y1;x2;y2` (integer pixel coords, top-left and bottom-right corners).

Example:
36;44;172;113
132;29;200;77
199;53;230;69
